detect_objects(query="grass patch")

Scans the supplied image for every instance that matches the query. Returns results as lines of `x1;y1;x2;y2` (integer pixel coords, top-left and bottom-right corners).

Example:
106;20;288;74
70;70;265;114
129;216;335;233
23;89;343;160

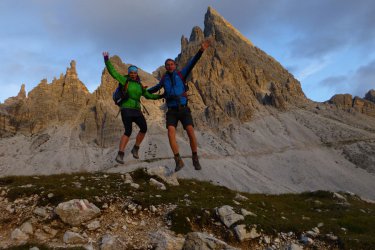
1;169;374;249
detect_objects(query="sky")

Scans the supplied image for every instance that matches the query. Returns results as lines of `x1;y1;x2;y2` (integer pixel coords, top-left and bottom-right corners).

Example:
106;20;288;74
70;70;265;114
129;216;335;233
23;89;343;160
1;0;374;103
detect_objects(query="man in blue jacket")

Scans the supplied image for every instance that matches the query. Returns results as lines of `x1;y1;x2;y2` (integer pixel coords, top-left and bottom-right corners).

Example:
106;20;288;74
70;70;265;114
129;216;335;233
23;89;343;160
148;39;211;172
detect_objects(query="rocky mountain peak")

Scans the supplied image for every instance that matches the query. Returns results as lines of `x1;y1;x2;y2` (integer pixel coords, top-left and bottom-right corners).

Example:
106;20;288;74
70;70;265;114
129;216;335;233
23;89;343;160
175;7;306;127
204;6;253;47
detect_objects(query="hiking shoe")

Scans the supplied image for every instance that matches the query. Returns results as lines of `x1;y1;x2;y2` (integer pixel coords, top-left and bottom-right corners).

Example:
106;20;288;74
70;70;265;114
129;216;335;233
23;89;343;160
131;146;139;159
192;155;202;170
115;152;124;164
174;155;185;172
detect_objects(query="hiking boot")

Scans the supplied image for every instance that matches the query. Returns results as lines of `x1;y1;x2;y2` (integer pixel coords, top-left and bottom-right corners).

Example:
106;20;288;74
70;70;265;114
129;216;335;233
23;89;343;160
131;145;139;159
115;151;124;164
174;155;185;172
192;155;202;170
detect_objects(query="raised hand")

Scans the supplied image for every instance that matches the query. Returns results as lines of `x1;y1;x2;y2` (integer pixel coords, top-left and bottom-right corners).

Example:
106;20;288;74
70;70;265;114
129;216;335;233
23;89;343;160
200;39;211;51
103;51;109;61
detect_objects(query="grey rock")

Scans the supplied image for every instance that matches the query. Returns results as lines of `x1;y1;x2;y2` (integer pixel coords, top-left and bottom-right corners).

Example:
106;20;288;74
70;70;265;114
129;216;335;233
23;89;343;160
234;224;260;241
11;228;29;241
86;220;101;231
150;178;167;190
33;207;50;218
147;166;180;186
20;221;33;235
240;208;257;217
216;205;244;228
150;230;185;250
234;193;248;201
100;234;123;250
130;183;140;189
55;199;100;226
63;231;86;244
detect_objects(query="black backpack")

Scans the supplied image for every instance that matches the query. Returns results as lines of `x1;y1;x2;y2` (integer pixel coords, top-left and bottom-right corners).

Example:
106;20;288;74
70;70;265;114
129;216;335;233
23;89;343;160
112;78;129;106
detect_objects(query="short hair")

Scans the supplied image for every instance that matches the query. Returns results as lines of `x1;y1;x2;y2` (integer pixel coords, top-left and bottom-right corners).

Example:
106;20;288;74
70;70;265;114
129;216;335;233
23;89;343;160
164;58;176;66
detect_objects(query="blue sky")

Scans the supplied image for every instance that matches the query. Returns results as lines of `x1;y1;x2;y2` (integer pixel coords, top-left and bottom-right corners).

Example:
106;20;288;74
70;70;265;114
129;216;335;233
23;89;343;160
1;0;374;103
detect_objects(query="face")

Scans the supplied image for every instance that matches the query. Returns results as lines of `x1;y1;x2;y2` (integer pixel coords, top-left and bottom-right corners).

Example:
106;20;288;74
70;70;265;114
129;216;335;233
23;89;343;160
129;71;138;80
165;60;176;73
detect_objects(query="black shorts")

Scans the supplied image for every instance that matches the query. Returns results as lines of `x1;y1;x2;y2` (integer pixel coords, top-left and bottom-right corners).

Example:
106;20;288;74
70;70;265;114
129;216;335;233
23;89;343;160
166;106;194;129
121;109;147;136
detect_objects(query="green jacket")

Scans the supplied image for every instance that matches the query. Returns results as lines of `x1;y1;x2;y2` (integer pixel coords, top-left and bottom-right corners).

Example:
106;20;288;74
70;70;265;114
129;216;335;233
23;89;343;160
105;60;161;110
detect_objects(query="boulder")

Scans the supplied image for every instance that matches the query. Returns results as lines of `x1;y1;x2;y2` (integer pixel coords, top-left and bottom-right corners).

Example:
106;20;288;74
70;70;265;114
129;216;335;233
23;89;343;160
55;199;100;226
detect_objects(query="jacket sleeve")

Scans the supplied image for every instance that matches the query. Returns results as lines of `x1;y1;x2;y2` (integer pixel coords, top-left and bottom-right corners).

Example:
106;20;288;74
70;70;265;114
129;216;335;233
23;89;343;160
180;49;204;78
142;88;162;100
147;81;163;94
105;59;127;84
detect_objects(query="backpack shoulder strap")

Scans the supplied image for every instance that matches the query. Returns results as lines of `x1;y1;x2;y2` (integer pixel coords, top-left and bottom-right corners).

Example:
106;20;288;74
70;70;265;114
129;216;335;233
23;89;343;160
177;71;186;84
176;71;188;92
123;76;130;92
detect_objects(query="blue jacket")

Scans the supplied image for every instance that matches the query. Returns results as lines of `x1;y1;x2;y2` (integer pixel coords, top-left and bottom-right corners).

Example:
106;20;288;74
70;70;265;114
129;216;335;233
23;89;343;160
148;50;203;108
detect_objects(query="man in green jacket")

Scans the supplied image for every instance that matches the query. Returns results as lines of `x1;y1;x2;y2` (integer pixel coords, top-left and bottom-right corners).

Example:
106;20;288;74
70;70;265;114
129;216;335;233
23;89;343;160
103;52;162;164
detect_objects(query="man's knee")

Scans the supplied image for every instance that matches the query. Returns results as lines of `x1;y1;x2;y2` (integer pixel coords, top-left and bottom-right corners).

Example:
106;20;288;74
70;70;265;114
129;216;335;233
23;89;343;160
168;126;176;136
185;125;195;133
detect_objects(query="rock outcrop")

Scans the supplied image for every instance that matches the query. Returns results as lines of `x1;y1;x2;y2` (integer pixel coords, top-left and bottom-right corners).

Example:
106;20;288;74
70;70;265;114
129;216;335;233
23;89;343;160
1;61;90;135
328;93;375;118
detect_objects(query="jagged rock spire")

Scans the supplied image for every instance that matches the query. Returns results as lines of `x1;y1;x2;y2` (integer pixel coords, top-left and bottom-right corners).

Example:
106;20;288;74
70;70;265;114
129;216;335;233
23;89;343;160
66;60;78;80
17;84;26;99
189;26;204;42
204;6;253;46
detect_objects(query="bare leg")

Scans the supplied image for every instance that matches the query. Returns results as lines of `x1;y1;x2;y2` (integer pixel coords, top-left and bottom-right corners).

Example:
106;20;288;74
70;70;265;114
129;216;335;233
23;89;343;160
185;125;197;153
167;125;179;154
135;132;145;146
119;134;130;152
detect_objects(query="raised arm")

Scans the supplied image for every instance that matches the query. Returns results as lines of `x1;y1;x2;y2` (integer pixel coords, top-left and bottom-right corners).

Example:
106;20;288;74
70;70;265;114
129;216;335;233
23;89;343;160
181;39;211;78
103;52;127;83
